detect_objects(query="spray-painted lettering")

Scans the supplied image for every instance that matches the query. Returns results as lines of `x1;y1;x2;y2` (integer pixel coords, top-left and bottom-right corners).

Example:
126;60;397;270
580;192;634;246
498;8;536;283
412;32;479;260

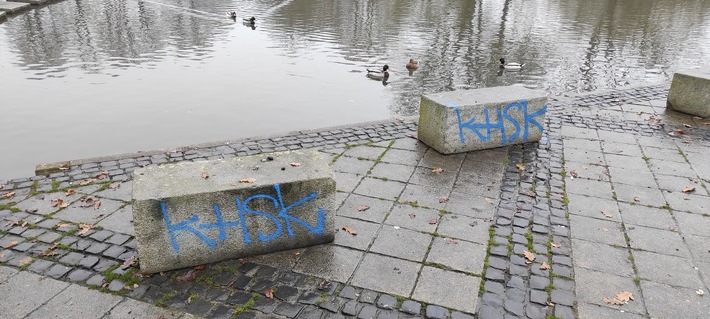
161;183;326;252
450;99;546;146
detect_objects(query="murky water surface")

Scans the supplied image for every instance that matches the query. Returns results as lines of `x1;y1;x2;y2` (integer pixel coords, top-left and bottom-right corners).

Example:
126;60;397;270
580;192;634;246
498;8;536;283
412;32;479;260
1;0;709;179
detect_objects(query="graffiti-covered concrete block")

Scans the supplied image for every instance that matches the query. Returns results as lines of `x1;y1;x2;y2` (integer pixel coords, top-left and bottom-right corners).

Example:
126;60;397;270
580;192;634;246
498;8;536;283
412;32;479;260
418;86;548;154
132;150;336;273
667;67;710;117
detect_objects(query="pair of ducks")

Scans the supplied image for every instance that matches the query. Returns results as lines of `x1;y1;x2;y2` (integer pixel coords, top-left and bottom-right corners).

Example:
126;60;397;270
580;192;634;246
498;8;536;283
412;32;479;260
227;11;256;24
366;59;419;80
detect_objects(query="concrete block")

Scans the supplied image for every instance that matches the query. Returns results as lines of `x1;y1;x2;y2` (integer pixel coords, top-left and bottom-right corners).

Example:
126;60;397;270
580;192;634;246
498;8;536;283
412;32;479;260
667;67;710;117
418;86;548;154
133;149;336;273
0;1;30;13
0;11;6;21
8;0;49;5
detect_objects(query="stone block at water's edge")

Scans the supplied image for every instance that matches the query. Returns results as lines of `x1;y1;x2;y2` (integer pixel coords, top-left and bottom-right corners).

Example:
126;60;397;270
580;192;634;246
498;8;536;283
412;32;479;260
667;67;710;118
132;149;336;273
417;85;548;154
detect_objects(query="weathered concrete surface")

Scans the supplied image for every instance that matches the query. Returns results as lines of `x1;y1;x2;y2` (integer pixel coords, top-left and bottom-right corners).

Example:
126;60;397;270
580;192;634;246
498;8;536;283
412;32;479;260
132;149;336;273
8;0;49;6
667;67;710;117
0;0;30;12
418;85;548;154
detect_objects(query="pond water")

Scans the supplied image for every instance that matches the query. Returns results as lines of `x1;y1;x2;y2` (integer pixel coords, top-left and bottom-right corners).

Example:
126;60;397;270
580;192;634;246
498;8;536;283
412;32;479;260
1;0;709;179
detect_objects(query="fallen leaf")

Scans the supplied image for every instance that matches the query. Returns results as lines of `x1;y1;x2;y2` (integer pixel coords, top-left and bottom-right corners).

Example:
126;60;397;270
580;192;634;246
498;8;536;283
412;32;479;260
603;296;625;305
56;223;72;229
516;163;526;170
96;171;109;180
428;219;438;225
18;256;33;267
540;262;551;270
601;211;613;219
616;291;634;302
438;195;449;203
78;179;95;186
431;167;444;174
445;239;458;245
201;172;210;179
3;241;18;249
41;249;58;257
193;265;206;270
65;189;77;196
484;197;495;205
20;221;27;227
2;192;15;199
523;251;536;263
289;162;302;167
294;252;301;256
177;270;197;282
683;124;692;128
93;199;102;210
676;130;686;135
682;186;696;193
121;255;136;270
551;242;561;248
59;163;71;170
697;289;705;296
570;170;578;178
355;205;370;212
239;178;257;183
408;213;416;219
0;184;4;190
547;302;555;307
602;227;609;232
77;224;92;236
108;183;121;190
51;198;69;208
317;280;332;290
264;288;274;299
342;226;357;235
633;196;641;202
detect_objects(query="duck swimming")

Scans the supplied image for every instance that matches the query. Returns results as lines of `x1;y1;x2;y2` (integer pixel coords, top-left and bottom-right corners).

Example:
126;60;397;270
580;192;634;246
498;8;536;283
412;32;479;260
499;58;525;70
367;65;390;81
227;11;236;19
405;59;419;70
243;17;256;24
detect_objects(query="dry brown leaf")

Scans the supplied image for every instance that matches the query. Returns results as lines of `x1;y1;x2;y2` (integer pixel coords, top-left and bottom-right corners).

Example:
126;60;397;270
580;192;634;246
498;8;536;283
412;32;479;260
78;179;95;186
516;163;526;170
41;250;58;257
0;184;4;190
2;192;15;199
616;291;634;302
96;171;109;180
56;223;72;229
445;239;458;245
317;280;332;290
294;252;301;256
176;270;197;282
121;255;136;270
676;130;686;135
601;211;613;219
342;226;357;235
484;197;495;205
431;167;444;174
18;256;33;267
201;172;210;179
633;196;641;202
540;262;551;270
570;170;578;178
65;189;77;196
108;182;121;190
602;227;609;232
603;296;625;305
93;199;102;210
355;205;370;212
438;195;449;203
3;241;18;249
523;250;536;263
289;162;302;167
77;224;92;236
428;219;438;225
51;198;68;208
239;178;257;183
20;221;27;227
547;302;555;307
682;186;696;193
264;288;274;299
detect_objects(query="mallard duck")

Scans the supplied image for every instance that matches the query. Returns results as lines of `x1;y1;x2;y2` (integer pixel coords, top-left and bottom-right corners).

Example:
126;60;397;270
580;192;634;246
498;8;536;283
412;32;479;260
367;65;389;80
499;58;525;70
406;59;419;70
227;11;237;19
243;17;256;24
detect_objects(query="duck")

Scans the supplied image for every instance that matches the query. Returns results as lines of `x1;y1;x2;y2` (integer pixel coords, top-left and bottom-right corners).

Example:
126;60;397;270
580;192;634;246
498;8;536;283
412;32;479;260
367;65;389;81
405;59;419;70
226;11;237;19
243;17;256;24
499;58;525;70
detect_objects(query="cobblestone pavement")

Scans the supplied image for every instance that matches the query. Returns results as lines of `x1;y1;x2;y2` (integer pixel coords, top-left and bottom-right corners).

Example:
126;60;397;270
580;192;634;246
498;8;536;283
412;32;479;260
1;83;709;319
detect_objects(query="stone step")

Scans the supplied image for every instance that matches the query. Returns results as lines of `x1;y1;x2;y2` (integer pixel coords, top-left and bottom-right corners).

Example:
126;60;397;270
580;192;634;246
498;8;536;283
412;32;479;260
132;149;336;273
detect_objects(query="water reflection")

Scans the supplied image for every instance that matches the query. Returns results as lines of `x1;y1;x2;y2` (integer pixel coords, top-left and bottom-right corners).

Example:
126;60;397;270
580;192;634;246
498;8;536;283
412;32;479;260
0;0;709;179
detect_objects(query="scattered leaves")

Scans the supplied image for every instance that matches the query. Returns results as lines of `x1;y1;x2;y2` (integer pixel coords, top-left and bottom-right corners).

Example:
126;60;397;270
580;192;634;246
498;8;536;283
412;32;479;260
342;226;357;235
601;211;613;219
682;186;696;193
355;205;370;212
239;178;257;184
431;167;444;174
289;162;302;167
176;270;197;282
80;197;101;209
18;256;33;267
96;171;109;180
540;262;551;270
264;288;274;299
41;249;59;257
121;255;136;270
3;241;18;249
523;250;536;263
77;224;92;236
56;223;72;229
438;195;449;203
65;189;77;196
2;192;15;199
201;172;210;179
516;163;526;170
